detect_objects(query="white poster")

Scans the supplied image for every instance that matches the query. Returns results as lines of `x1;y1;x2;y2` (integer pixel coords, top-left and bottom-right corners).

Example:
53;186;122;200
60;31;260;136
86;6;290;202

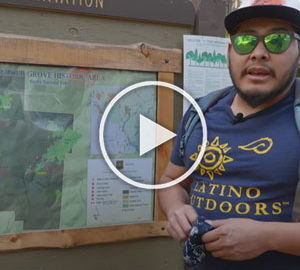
87;158;154;226
183;35;233;112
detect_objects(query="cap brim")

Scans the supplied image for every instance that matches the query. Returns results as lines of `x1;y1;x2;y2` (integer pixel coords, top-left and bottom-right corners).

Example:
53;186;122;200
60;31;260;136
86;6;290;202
225;5;300;34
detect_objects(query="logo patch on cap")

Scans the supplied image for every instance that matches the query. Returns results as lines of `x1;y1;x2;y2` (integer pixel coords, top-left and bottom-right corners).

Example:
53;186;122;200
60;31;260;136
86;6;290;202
252;0;285;5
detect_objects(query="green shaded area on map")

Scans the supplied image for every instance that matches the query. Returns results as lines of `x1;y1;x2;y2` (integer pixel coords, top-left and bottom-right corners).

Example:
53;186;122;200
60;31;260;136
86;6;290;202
0;94;12;112
25;128;82;175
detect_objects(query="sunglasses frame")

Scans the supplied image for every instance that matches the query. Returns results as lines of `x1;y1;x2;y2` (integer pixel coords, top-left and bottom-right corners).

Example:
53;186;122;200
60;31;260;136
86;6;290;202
231;32;300;55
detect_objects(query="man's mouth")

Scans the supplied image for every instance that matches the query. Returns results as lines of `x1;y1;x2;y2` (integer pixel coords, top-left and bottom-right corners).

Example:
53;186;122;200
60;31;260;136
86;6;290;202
246;66;272;80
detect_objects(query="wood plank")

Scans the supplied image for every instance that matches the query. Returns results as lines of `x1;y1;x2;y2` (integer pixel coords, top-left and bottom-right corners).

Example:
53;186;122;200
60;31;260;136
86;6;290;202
0;221;168;252
0;33;182;73
0;0;195;26
154;72;174;221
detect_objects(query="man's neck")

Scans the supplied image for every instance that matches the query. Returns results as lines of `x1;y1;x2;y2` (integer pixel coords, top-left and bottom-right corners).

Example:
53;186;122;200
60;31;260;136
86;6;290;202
231;88;291;117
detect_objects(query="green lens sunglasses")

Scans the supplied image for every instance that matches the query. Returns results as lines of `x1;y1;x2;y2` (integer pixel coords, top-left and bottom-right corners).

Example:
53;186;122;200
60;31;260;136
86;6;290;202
231;32;300;55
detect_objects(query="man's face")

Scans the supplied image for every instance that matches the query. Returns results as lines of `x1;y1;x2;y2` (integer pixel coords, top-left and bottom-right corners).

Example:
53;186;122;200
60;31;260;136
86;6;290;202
228;18;300;107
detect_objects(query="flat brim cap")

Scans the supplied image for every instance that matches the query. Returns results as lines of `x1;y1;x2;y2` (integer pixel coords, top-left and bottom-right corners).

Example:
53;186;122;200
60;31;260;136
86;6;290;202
225;1;300;34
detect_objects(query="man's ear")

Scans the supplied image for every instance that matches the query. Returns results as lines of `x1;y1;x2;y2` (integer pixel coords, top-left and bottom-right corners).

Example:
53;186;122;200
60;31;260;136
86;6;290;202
298;42;300;67
227;42;232;68
227;43;232;54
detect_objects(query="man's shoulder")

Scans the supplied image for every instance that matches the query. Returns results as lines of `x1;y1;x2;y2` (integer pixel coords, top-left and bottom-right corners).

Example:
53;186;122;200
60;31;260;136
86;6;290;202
295;78;300;101
192;85;235;113
181;85;235;132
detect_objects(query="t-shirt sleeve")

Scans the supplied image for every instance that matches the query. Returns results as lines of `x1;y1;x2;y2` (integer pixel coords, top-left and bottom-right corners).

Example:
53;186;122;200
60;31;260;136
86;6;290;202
170;107;193;167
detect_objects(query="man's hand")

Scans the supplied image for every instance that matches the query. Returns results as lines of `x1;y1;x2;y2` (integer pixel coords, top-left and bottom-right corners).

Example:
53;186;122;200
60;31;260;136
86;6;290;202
166;204;198;242
158;162;196;242
202;218;269;261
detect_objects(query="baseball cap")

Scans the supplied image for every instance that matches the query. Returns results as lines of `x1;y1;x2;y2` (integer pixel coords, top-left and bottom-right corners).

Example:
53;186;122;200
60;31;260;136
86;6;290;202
225;0;300;34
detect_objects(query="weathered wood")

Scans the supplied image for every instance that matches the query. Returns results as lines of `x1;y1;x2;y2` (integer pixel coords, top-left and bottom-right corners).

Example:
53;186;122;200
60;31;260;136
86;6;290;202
0;221;168;252
0;0;195;26
194;0;226;36
154;72;175;221
0;33;182;73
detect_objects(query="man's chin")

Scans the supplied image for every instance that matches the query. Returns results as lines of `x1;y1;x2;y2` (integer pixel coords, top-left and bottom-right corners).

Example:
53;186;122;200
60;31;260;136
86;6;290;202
236;88;275;108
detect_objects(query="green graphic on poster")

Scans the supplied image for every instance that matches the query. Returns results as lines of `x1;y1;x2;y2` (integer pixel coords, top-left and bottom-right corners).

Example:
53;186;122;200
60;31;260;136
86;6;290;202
185;49;227;68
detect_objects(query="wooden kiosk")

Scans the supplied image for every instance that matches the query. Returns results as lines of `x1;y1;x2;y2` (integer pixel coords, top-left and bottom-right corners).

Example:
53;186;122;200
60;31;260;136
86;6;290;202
0;33;182;251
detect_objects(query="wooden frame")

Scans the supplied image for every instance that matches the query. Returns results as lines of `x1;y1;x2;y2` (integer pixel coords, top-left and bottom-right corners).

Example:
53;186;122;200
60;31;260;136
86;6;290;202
0;33;182;251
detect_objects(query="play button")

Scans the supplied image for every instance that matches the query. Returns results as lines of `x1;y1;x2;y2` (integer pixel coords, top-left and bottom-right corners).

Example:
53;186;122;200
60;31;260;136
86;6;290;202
139;114;176;156
99;81;207;189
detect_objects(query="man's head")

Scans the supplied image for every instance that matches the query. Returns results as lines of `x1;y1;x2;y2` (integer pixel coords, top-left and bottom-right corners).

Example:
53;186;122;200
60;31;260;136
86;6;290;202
224;0;300;108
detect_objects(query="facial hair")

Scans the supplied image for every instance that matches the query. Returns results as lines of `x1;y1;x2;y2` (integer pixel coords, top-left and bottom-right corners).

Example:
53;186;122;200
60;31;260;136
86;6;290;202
228;55;299;108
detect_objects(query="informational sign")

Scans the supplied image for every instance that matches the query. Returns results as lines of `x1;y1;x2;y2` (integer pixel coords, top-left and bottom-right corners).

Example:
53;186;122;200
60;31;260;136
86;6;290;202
0;63;156;233
183;35;233;112
0;0;195;25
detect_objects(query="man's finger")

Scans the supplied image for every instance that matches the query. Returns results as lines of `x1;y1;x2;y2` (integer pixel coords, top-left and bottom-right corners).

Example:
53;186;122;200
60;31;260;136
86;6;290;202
175;208;197;235
204;238;223;252
201;227;220;243
176;215;193;236
167;225;181;241
211;249;227;259
185;206;198;225
168;219;189;241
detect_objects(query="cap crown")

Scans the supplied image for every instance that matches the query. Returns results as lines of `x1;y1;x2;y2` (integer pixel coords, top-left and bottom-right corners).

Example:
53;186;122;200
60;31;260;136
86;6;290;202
239;0;300;11
225;0;300;34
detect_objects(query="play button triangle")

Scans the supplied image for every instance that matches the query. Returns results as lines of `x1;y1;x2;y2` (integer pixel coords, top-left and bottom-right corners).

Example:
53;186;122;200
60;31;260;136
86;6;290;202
139;114;177;156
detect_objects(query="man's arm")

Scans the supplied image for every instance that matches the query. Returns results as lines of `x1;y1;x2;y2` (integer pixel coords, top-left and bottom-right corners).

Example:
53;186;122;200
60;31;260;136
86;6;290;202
158;161;198;242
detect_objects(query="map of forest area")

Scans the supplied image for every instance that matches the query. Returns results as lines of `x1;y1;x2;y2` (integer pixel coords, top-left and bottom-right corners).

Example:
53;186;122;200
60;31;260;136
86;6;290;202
0;64;156;234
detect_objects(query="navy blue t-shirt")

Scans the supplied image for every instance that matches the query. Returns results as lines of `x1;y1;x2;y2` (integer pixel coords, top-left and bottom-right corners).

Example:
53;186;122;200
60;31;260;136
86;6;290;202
171;85;300;269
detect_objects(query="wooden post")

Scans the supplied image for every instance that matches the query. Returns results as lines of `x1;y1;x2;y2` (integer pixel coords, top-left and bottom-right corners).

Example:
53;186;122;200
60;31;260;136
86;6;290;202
154;72;175;221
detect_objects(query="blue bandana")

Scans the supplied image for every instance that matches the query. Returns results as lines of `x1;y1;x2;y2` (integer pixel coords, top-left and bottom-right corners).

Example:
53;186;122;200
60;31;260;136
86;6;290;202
183;216;214;266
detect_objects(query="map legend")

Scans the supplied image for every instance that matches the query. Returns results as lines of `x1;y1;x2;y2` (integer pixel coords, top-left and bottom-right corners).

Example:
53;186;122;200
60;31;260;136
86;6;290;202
87;159;154;226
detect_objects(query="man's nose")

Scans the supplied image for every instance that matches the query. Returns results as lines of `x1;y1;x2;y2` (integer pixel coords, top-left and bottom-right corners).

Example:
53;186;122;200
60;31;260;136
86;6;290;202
249;40;270;60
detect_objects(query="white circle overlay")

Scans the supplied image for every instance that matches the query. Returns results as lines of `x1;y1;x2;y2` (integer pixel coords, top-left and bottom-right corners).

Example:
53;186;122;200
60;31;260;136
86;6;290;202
99;81;207;190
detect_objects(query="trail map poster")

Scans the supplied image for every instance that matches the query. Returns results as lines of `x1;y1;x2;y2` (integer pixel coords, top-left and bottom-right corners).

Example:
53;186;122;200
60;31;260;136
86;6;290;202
0;63;156;234
183;35;233;112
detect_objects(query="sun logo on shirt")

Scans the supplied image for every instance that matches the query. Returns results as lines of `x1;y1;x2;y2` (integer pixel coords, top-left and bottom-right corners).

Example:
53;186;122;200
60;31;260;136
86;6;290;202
189;136;234;181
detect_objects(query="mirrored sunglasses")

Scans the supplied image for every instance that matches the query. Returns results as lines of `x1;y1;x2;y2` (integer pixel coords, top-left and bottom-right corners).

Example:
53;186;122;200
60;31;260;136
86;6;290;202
231;32;300;54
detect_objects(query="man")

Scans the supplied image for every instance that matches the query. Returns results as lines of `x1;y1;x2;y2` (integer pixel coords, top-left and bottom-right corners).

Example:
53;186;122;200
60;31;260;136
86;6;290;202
158;0;300;269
